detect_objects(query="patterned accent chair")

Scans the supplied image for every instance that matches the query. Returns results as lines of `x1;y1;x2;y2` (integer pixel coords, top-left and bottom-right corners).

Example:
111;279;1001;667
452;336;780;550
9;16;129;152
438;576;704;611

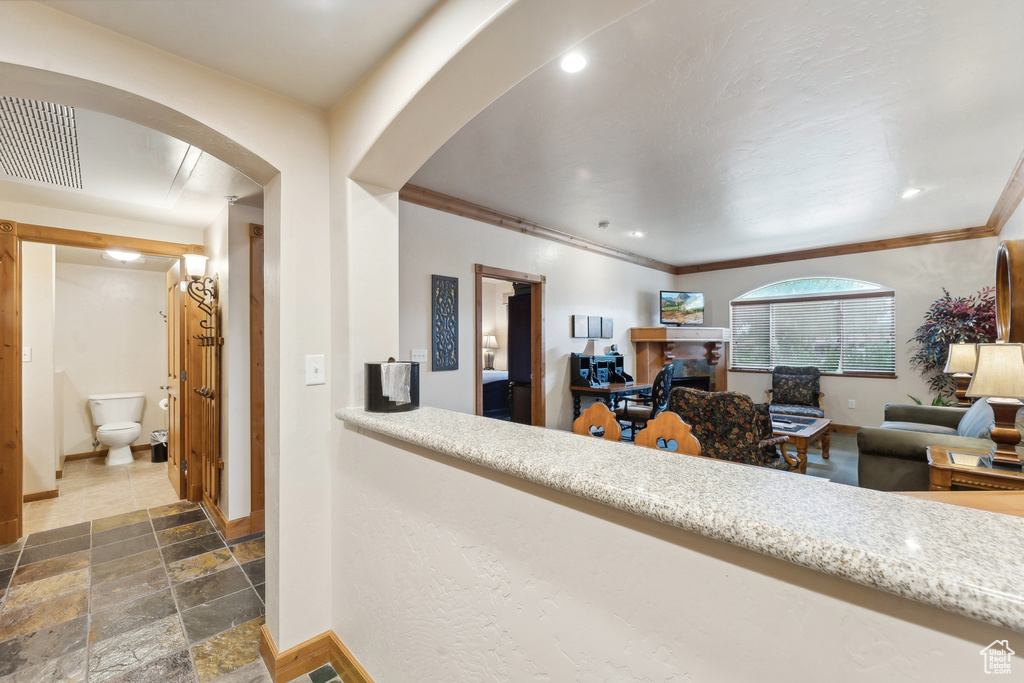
668;387;796;470
614;363;674;440
766;365;825;419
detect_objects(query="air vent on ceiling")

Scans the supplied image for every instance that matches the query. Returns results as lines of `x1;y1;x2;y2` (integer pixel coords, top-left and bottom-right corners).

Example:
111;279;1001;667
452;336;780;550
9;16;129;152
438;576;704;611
0;97;82;189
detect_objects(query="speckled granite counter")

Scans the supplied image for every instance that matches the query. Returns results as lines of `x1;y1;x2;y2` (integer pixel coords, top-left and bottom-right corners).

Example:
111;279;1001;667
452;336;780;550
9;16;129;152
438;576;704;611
336;406;1024;631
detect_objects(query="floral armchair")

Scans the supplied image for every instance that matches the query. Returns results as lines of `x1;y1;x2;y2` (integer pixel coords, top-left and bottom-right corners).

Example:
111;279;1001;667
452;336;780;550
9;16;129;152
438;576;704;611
667;387;797;470
766;365;825;419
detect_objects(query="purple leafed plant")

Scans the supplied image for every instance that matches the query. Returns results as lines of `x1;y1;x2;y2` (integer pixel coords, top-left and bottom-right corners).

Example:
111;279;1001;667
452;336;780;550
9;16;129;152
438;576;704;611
908;286;995;401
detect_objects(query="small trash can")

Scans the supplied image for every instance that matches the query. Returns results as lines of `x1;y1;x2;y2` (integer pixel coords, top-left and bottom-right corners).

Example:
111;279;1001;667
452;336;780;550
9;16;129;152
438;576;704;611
150;429;168;463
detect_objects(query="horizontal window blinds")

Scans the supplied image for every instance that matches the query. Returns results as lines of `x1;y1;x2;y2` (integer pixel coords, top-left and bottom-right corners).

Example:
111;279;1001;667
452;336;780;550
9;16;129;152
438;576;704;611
730;293;895;374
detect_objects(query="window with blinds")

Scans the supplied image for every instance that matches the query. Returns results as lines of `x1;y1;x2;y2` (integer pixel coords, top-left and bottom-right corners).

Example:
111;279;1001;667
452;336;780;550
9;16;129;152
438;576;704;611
730;281;895;375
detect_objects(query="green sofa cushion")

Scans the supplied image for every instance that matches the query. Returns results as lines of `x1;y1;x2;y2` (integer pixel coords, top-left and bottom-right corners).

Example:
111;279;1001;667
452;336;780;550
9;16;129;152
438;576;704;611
879;421;957;436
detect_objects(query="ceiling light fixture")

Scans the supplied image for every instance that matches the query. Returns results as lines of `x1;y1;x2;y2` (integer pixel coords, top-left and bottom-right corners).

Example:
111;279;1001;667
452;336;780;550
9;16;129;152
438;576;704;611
630;230;646;238
901;188;922;199
560;53;587;73
105;249;141;262
598;220;610;230
226;195;239;205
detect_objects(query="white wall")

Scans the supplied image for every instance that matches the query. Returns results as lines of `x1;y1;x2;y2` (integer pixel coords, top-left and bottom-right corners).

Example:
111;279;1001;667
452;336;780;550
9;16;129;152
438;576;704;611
679;236;1000;426
22;242;56;496
203;203;262;520
336;427;1012;681
54;262;167;454
399;201;675;429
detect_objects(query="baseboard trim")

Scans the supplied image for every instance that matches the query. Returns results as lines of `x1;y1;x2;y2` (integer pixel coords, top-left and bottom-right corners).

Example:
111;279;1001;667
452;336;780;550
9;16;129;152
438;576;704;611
202;501;254;541
63;444;150;462
55;468;62;480
259;625;374;683
23;489;59;503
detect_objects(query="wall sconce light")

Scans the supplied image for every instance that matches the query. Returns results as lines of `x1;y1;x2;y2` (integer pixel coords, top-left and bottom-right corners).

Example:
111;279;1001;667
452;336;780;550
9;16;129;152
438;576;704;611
183;253;209;281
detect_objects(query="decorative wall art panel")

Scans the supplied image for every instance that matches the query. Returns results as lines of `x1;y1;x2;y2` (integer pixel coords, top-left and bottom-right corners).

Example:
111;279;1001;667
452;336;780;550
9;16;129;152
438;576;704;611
432;274;459;371
572;315;589;338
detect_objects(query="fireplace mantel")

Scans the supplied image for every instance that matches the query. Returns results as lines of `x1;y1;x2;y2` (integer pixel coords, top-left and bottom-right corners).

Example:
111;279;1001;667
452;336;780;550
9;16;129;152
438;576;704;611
629;327;731;389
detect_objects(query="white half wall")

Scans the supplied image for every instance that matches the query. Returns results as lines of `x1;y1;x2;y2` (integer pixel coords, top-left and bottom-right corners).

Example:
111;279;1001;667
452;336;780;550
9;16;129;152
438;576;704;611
336;425;1013;681
54;262;167;455
22;242;56;496
678;236;1001;426
399;201;675;429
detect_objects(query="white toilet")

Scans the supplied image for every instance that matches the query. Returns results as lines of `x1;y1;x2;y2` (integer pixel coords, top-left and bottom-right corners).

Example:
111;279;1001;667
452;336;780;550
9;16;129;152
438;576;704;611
88;392;145;466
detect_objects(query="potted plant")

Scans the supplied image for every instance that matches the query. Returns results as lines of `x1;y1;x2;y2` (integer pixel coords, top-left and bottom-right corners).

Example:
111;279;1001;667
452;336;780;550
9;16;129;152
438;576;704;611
908;287;995;403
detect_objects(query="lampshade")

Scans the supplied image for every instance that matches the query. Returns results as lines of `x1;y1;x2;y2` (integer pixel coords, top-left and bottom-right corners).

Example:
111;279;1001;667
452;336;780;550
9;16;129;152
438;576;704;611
183;253;209;280
483;334;498;349
944;343;978;374
965;343;1024;398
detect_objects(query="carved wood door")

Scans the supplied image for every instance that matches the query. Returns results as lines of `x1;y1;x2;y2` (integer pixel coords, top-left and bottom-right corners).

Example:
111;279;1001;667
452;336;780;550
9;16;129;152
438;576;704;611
185;276;222;509
165;263;185;498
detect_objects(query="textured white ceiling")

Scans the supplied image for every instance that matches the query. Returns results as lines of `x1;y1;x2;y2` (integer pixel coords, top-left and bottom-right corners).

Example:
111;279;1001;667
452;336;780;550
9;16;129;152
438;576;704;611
411;0;1024;266
40;0;442;111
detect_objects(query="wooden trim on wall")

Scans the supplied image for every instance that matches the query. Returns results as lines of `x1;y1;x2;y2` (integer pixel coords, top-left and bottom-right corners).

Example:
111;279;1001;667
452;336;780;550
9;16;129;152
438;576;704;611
402;185;676;274
201;501;253;541
401;141;1024;275
249;224;265;532
259;625;375;683
23;489;59;503
13;221;202;257
63;444;151;462
675;225;997;274
988;148;1024;234
830;424;860;434
0;224;22;545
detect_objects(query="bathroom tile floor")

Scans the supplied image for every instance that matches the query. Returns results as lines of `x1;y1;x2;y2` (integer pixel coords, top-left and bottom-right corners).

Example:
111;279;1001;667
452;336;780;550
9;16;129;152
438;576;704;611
0;501;271;682
23;451;180;536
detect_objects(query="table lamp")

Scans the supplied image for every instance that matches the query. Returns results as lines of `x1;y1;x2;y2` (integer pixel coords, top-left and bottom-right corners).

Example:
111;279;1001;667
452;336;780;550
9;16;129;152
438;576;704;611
944;343;978;406
482;334;498;371
965;342;1024;465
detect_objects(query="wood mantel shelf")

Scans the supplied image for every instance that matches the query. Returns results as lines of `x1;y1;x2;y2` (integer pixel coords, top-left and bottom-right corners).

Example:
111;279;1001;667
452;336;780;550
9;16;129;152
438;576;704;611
629;327;731;390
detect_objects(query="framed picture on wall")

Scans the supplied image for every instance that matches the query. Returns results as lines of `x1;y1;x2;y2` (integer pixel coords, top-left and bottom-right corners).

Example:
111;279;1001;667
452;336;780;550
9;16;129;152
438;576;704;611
601;317;613;339
588;316;602;338
572;315;588;338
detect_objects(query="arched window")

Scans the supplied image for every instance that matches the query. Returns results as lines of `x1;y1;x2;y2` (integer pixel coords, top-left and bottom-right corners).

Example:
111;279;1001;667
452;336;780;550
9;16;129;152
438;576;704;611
729;278;895;376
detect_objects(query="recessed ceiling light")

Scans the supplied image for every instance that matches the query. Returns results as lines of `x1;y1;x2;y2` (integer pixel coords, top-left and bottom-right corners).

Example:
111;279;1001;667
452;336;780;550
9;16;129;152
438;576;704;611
560;53;587;73
630;230;646;238
106;249;141;262
901;188;922;199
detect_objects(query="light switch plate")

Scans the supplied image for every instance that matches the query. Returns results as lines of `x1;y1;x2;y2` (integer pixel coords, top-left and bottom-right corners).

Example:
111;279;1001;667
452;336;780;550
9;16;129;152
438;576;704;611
411;349;428;363
848;399;856;409
22;347;31;362
305;354;325;385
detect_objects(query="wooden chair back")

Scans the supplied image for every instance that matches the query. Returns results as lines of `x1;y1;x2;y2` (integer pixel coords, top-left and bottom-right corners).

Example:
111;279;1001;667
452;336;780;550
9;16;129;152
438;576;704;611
634;411;701;455
572;402;622;441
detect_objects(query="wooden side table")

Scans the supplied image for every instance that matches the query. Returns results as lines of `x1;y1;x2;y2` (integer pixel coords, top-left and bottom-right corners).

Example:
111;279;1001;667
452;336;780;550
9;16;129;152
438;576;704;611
926;445;1024;491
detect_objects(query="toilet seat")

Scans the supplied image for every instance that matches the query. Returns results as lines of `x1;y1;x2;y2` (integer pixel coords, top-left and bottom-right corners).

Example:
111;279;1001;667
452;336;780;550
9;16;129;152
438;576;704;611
98;421;140;435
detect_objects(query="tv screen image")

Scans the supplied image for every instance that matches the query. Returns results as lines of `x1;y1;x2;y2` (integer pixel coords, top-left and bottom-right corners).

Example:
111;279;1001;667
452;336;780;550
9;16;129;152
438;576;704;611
660;291;704;326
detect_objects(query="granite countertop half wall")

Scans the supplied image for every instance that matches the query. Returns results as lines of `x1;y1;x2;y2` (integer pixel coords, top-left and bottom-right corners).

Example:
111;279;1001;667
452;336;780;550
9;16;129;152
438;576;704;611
335;406;1024;632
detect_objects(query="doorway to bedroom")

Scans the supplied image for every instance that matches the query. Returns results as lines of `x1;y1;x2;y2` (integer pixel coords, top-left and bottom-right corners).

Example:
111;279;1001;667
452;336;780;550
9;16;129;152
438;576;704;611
474;264;545;427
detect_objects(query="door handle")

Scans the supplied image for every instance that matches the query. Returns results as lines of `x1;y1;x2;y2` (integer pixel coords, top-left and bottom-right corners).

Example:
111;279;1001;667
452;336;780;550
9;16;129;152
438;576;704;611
160;385;171;390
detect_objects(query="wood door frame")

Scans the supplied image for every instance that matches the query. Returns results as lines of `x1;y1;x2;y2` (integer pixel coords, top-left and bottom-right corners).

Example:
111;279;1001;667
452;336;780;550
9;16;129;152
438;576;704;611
249;224;265;532
0;219;223;545
475;264;545;427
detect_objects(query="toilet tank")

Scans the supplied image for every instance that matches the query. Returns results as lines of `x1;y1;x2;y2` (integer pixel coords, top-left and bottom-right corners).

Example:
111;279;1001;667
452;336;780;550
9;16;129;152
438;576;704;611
88;392;145;425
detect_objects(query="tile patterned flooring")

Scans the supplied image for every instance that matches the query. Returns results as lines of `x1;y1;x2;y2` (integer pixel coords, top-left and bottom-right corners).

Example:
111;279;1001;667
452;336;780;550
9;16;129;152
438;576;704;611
0;501;270;682
24;452;181;537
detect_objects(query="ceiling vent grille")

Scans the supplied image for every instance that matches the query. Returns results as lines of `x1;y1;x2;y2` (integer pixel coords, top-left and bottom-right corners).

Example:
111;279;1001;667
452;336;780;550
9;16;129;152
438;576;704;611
0;97;82;189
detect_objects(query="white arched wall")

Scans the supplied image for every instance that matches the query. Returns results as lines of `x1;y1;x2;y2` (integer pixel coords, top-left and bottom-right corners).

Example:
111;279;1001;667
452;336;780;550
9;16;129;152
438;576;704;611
0;2;330;651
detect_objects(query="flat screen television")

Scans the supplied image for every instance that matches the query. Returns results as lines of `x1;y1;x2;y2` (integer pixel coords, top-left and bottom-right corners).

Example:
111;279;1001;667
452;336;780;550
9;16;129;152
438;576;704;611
660;291;704;326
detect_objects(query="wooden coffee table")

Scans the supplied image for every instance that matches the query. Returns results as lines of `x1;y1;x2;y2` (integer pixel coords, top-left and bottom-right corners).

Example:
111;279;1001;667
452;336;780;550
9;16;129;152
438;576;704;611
771;416;831;474
926;445;1024;491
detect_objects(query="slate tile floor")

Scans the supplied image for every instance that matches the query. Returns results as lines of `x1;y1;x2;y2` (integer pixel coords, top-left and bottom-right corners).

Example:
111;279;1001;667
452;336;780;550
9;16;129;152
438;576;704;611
0;501;270;682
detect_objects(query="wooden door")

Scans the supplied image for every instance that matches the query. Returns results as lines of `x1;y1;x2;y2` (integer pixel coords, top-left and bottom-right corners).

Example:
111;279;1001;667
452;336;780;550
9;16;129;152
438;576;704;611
184;276;221;508
165;264;186;498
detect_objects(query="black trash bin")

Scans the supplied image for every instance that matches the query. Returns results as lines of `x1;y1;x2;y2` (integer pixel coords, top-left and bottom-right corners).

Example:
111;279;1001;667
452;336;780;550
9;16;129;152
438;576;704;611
151;429;168;463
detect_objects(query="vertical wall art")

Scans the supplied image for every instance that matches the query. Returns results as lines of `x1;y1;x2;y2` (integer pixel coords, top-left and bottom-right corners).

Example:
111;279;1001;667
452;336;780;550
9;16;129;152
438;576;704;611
432;274;459;371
